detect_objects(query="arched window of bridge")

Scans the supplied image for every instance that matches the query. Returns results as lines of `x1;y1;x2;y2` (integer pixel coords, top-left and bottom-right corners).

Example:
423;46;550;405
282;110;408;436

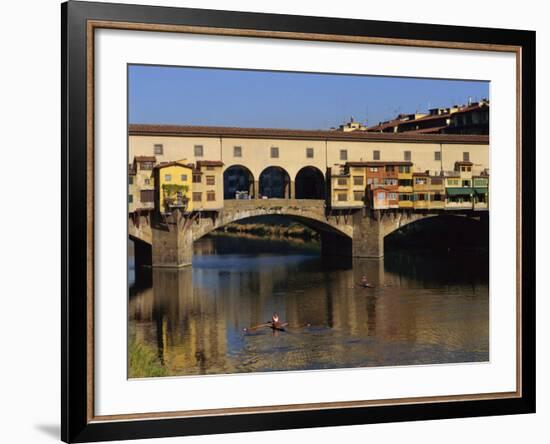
259;166;291;198
295;166;325;199
223;165;255;199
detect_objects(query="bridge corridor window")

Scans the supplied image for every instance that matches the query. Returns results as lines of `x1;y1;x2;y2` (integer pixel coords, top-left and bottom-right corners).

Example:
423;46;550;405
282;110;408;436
223;165;254;199
259;166;291;198
373;150;380;160
194;145;204;157
270;147;279;158
435;151;441;161
154;144;163;155
295;166;325;199
404;150;412;161
463;152;470;162
306;147;314;158
233;146;242;157
340;149;348;160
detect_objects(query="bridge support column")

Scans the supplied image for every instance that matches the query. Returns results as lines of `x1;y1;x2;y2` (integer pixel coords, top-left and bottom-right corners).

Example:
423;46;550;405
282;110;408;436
352;213;384;258
253;180;259;198
151;210;193;268
289;180;295;199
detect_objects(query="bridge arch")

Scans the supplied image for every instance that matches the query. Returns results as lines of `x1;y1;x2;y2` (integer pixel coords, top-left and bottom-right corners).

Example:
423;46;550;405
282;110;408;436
259;166;291;198
295;166;325;199
382;213;488;249
223;164;255;199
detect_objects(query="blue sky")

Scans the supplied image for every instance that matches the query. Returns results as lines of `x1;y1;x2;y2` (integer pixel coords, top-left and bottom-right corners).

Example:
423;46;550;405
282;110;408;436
129;65;489;130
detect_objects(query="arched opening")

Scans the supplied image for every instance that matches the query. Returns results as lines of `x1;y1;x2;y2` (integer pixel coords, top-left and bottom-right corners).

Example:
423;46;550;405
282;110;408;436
384;215;488;251
223;165;255;199
259;166;291;198
295;166;325;199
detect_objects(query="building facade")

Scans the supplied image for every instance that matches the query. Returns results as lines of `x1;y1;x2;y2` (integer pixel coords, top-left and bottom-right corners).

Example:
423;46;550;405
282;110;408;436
128;124;489;214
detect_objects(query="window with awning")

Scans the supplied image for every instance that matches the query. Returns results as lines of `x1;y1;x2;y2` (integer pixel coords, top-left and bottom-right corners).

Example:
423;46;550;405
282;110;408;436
446;187;473;196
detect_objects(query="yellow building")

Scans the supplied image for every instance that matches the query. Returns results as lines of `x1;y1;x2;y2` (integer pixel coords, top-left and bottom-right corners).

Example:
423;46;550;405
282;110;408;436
473;173;489;210
153;161;193;214
129;156;156;212
397;164;413;208
190;160;224;211
128;163;137;213
329;165;365;209
413;173;445;210
445;161;474;210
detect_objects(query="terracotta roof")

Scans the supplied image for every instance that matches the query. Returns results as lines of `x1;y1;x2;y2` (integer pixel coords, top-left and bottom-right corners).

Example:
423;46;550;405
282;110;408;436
366;119;402;131
406;125;448;134
346;161;413;167
197;160;224;167
409;113;451;123
451;103;489;116
134;156;156;162
153;161;192;170
129;124;488;144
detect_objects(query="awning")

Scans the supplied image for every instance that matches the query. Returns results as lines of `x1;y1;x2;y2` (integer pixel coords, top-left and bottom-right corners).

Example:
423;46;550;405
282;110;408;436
474;187;488;194
446;187;473;196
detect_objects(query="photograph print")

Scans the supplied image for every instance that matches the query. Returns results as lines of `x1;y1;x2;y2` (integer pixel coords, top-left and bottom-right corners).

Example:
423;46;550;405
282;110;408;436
127;65;490;378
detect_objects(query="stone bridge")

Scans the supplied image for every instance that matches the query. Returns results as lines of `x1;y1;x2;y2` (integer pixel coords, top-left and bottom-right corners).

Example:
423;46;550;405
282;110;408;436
129;199;485;267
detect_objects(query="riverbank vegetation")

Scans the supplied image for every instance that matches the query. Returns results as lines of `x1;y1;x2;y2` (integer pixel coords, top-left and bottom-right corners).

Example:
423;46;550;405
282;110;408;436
215;215;319;241
128;340;168;378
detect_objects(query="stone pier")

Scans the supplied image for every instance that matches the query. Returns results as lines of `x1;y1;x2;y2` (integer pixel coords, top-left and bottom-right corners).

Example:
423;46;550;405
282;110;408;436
352;212;385;258
151;209;194;268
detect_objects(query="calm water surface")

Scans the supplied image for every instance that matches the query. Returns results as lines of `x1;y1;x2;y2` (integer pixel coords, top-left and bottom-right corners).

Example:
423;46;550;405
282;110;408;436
128;235;489;377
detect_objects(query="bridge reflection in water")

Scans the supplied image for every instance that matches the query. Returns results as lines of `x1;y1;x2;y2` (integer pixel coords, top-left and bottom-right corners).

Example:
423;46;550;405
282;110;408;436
128;235;489;377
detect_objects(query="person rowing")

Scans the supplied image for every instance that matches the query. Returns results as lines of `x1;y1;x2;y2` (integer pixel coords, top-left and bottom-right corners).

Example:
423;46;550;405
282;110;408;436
242;313;289;333
358;275;375;288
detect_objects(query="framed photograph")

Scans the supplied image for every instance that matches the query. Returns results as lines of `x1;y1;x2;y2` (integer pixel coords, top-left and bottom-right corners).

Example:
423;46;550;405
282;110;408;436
62;1;535;442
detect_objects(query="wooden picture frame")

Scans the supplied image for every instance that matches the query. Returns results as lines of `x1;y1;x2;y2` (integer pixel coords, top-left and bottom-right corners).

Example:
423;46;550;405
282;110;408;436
62;1;536;442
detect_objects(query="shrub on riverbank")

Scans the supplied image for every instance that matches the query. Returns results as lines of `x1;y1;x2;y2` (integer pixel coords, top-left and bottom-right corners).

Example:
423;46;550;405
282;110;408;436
128;340;168;378
220;222;319;240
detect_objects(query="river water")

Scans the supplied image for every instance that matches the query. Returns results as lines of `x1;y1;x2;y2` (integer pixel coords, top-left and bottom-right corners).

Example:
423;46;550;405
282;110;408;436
128;235;489;377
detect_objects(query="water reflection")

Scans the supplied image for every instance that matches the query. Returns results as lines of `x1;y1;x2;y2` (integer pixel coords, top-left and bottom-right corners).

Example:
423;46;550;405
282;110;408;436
129;236;489;377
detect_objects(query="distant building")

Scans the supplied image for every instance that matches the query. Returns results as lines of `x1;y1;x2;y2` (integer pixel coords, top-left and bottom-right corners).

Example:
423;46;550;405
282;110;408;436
445;101;489;135
366;100;489;135
335;117;368;132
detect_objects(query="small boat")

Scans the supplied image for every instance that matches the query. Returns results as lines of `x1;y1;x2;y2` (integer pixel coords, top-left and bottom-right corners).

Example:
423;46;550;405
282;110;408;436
243;313;289;333
357;282;375;289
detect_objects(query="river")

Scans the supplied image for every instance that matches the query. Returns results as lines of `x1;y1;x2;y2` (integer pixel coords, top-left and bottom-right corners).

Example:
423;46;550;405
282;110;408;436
128;235;489;378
